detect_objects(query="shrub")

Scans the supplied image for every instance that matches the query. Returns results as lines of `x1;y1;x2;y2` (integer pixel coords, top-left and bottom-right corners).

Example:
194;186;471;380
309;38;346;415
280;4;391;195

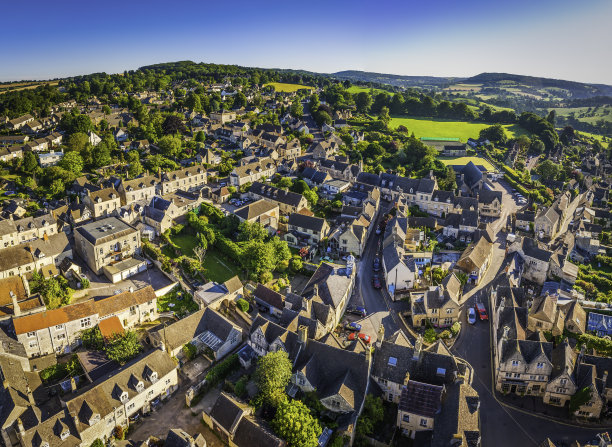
424;328;437;343
235;375;248;398
114;425;125;440
439;330;452;339
450;322;461;336
183;343;197;361
82;326;104;350
205;354;239;387
236;298;249;313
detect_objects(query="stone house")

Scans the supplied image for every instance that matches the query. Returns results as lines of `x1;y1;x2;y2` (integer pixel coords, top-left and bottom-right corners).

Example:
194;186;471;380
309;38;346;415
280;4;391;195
117;175;158;206
12;286;157;358
455;237;493;285
477;189;502;217
285;213;329;247
64;349;178;446
83;187;121;218
229;159;276;187
160;165;207;194
74;217;141;275
149;308;242;361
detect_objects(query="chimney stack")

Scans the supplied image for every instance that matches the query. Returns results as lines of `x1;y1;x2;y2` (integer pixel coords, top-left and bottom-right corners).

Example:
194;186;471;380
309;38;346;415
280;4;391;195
403;371;410;386
70;377;77;393
10;291;20;316
376;323;385;349
298;325;308;345
21;275;30;296
26;385;35;406
16;418;25;436
313;284;319;299
413;335;423;362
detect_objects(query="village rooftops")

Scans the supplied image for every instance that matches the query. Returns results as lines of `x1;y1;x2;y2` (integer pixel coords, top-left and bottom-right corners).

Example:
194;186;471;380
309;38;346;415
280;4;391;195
75;216;138;246
234;199;277;221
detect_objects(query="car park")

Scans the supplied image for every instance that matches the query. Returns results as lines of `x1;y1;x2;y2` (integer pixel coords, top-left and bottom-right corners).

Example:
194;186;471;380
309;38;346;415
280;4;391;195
467;307;477;325
345;322;362;331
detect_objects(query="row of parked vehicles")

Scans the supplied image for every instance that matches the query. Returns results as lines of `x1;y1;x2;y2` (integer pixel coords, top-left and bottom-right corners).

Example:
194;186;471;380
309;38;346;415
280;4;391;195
228;197;253;207
467;302;488;324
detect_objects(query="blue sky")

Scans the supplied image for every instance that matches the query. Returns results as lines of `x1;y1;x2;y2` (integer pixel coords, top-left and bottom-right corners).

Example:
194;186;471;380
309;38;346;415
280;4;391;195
1;0;611;84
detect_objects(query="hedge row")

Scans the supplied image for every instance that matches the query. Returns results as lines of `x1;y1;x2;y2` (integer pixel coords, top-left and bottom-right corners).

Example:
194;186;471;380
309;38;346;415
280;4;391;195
503;174;530;197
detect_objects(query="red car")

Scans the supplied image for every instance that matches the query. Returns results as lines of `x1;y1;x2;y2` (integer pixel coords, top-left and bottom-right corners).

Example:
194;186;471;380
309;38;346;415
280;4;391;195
348;333;371;344
475;302;488;320
372;275;382;289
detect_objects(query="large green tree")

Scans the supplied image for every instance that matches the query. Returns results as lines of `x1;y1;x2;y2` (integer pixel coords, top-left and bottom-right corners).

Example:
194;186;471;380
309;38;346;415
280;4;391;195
272;399;322;447
104;330;142;365
59;151;84;175
255;350;292;406
536;159;560;181
157;135;182;158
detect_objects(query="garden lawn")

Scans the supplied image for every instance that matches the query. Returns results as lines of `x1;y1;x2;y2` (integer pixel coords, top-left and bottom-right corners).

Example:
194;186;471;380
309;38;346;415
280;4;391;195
201;248;241;283
157;288;199;318
170;233;199;257
389;116;523;141
438;156;496;171
264;82;314;93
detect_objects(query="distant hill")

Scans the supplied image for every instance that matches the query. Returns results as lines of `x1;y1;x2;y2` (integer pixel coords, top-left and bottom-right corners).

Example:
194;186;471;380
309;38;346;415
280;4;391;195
461;72;612;99
332;70;461;89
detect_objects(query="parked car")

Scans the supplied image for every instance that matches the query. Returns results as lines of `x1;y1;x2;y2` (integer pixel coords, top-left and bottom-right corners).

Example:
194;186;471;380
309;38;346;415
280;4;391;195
373;258;381;272
347;306;367;318
345;322;362;332
475;302;488;320
348;332;371;344
467;307;477;325
151;397;161;410
372;275;382;289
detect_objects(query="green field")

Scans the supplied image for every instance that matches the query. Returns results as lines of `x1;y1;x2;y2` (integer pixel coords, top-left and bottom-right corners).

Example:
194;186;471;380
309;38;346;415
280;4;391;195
389;116;524;141
438;156;495;171
346;85;388;95
550;106;612;125
264;82;314;93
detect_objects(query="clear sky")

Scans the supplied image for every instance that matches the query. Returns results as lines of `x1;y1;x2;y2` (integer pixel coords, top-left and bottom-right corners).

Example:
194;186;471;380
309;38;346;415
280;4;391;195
1;0;611;84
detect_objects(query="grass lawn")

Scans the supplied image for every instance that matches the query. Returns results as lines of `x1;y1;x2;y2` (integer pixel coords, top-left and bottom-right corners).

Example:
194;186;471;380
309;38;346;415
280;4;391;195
157;287;199;318
264;82;314;93
438;156;496;171
167;233;199;257
389;116;524;141
346;85;388;95
201;248;241;283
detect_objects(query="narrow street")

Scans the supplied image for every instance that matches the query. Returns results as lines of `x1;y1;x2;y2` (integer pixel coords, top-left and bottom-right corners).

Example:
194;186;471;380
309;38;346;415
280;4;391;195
352;186;608;446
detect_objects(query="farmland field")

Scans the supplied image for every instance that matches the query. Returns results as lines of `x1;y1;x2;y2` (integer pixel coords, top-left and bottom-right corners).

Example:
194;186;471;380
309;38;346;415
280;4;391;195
388;116;524;141
438;156;495;171
264;82;314;92
346;85;389;95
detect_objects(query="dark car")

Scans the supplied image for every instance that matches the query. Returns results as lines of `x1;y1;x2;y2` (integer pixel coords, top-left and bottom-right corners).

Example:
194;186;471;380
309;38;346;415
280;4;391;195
345;322;362;331
372;275;382;289
129;413;141;424
151;397;161;410
347;306;367;318
373;258;381;272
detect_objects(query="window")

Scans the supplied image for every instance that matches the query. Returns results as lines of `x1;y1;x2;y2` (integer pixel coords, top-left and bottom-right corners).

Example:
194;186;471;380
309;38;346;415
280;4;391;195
560;379;567;385
388;357;397;367
120;392;129;403
388;394;394;402
81;317;91;328
57;334;66;340
536;363;544;369
166;379;171;385
512;360;520;366
446;308;453;314
505;372;512;378
556;387;567;393
60;431;70;441
420;419;428;427
29;341;38;348
127;403;135;411
514;373;521;378
27;332;36;338
402;414;410;422
55;324;63;330
539;376;545;380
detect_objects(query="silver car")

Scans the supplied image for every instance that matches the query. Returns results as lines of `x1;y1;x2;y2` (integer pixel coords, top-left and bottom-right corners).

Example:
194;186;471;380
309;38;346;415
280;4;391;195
467;307;477;325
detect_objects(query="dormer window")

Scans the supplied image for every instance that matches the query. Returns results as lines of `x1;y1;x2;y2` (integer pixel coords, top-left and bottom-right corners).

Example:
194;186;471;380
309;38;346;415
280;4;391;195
89;414;100;425
40;442;49;447
150;371;158;383
136;381;144;393
60;430;70;441
120;391;129;403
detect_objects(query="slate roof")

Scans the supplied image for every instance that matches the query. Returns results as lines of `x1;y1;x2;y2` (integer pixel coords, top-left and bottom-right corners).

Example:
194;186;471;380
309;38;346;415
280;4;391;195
253;283;284;309
120;175;158;192
250;316;302;362
294;338;369;412
500;339;553;364
429;383;480;447
301;262;352;309
65;350;176;433
288;213;326;233
209;392;246;434
550;340;577;381
75;216;137;246
149;308;240;353
0;232;71;274
460;162;483;189
372;340;458;386
234;199;277;221
477;189;502;204
233;416;285;447
399;380;443;418
249;181;305;207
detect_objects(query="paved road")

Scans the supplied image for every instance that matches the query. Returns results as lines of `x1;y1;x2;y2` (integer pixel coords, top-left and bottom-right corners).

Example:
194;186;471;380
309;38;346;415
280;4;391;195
352;184;607;446
302;100;324;144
